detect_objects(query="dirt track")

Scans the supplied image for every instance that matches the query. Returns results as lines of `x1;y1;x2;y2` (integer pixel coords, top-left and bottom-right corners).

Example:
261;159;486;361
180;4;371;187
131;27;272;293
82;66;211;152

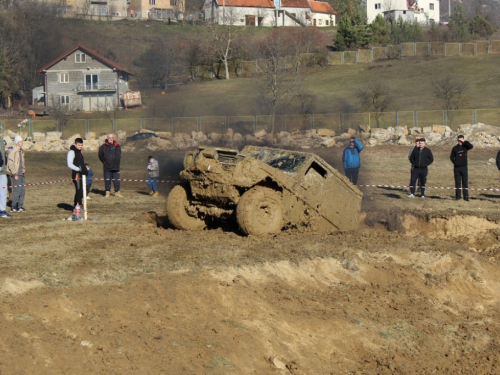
2;146;500;374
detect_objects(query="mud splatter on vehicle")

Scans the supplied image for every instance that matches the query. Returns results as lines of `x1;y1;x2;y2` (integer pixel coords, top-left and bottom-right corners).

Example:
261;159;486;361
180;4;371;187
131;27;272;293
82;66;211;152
166;146;363;235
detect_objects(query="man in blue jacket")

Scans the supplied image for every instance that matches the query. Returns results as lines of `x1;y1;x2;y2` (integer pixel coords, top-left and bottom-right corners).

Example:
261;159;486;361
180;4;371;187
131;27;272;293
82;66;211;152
342;137;364;185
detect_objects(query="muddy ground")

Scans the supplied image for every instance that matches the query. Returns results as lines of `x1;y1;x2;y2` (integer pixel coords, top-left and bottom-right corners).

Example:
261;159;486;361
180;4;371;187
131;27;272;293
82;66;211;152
2;145;500;375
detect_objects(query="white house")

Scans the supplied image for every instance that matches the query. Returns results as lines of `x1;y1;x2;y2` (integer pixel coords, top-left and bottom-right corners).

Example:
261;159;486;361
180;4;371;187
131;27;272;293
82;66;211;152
205;0;335;26
366;0;439;25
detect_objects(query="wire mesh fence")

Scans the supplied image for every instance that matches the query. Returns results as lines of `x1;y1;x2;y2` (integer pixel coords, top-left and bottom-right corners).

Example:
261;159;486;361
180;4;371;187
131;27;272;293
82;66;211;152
4;108;498;139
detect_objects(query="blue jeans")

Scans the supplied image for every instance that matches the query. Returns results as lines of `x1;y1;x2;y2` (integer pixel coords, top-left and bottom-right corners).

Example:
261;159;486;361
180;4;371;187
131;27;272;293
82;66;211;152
104;170;120;192
147;177;159;192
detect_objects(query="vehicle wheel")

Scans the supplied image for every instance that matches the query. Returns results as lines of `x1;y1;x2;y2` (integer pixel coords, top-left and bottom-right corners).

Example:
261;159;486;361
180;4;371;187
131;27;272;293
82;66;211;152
236;187;284;235
166;185;206;231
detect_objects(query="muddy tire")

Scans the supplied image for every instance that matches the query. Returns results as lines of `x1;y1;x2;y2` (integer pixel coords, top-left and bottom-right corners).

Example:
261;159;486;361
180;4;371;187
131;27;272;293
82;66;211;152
166;185;206;231
236;187;284;235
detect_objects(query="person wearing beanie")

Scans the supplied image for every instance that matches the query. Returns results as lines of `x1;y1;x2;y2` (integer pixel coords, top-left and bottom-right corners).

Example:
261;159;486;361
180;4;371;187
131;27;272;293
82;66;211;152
0;138;11;218
7;135;26;212
67;138;88;207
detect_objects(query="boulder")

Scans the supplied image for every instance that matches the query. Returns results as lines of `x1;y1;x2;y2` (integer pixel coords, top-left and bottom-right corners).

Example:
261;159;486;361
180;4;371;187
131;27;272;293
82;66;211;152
254;129;267;139
192;131;208;143
32;132;46;142
347;128;357;136
227;128;235;139
358;124;370;134
321;138;336;148
233;133;244;142
85;132;97;140
317;128;335;137
155;132;172;138
116;130;126;141
432;125;446;135
46;131;62;141
422;126;432;134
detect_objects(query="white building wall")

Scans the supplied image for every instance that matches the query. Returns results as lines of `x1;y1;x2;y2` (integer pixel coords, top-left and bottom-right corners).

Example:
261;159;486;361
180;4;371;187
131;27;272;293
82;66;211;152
366;0;439;24
310;12;334;26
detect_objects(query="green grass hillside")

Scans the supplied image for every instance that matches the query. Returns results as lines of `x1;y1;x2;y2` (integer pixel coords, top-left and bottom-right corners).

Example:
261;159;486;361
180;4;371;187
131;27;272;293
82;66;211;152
46;19;500;117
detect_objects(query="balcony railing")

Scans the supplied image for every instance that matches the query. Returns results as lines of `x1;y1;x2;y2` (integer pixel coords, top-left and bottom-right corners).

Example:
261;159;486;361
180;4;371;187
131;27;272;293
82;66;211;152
76;82;117;92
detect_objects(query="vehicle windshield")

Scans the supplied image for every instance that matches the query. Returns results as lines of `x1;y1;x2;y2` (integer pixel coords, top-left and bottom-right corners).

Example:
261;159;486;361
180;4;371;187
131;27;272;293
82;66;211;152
243;147;309;173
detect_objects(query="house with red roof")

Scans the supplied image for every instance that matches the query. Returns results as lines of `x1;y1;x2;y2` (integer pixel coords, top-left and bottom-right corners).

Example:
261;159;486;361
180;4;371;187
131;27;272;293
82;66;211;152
205;0;335;26
34;45;133;112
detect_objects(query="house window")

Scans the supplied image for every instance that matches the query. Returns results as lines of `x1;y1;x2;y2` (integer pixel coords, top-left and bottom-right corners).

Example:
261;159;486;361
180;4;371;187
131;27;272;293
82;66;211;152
59;73;69;83
60;95;70;105
86;74;99;90
318;19;322;25
149;0;155;4
429;3;434;9
375;3;381;9
170;0;177;5
325;20;329;25
75;53;86;63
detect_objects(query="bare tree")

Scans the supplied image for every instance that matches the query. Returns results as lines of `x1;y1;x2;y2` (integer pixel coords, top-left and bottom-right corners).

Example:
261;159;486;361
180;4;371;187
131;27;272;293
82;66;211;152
431;75;470;126
204;8;243;80
356;82;394;127
253;30;304;133
49;94;72;131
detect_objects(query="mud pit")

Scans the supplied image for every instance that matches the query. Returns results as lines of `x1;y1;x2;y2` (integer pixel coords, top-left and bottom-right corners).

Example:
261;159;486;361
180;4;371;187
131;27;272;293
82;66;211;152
2;146;500;374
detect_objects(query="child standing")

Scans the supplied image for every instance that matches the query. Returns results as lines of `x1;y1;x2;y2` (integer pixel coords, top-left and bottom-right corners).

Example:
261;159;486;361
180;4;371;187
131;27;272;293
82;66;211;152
85;163;93;199
146;156;159;197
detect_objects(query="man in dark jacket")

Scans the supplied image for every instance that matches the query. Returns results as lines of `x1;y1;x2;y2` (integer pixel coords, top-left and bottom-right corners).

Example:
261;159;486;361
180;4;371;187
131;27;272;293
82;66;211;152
67;138;88;207
450;134;473;201
98;133;122;198
408;138;434;198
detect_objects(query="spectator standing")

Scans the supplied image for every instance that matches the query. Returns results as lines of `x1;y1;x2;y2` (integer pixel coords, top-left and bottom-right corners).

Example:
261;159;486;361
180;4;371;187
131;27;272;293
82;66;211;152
7;135;26;212
85;163;94;199
408;138;434;198
146;155;160;197
67;138;88;207
450;134;473;201
342;137;364;185
98;133;122;198
0;138;11;218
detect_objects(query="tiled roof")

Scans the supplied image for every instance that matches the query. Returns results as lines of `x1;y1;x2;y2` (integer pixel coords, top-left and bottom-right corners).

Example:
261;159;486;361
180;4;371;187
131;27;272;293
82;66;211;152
281;0;310;8
37;44;133;75
215;0;275;7
308;0;336;14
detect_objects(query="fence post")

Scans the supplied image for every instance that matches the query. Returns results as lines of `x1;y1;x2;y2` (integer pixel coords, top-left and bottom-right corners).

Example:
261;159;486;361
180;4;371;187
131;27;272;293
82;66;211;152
170;117;173;134
197;117;200;132
311;114;314;130
254;115;257;132
282;114;285;133
396;111;398;126
86;119;89;134
340;113;343;133
414;111;417;128
444;110;447;126
341;52;344;65
141;117;144;130
1;119;3;134
428;42;431;56
444;42;447;57
370;47;373;62
473;109;476;124
113;118;116;133
29;118;33;137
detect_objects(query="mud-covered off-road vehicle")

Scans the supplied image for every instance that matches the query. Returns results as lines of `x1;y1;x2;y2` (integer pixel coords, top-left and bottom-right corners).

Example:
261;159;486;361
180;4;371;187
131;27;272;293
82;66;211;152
166;145;363;235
